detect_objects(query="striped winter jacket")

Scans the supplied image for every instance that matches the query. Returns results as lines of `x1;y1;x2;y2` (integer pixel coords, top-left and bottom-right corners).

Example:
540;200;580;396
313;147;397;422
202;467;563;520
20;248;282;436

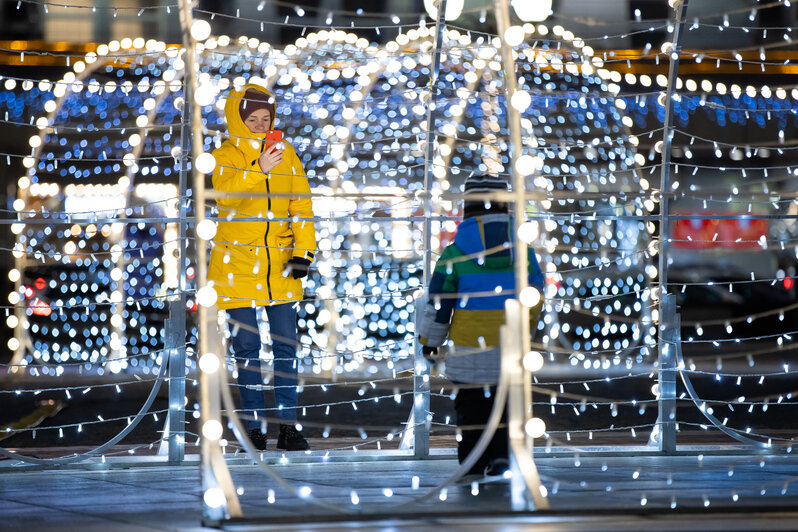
417;213;545;383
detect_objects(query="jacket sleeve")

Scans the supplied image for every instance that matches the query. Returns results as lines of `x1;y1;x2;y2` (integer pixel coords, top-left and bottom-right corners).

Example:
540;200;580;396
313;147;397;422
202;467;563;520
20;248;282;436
211;144;263;211
418;245;459;347
528;248;545;289
287;148;316;262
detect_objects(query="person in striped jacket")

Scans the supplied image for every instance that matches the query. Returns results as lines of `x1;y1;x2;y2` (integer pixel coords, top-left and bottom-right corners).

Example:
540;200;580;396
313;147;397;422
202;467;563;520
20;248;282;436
418;174;545;479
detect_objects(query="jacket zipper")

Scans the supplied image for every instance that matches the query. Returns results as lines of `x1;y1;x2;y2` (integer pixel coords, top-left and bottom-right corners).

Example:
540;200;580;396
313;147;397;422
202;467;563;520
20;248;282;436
264;173;273;301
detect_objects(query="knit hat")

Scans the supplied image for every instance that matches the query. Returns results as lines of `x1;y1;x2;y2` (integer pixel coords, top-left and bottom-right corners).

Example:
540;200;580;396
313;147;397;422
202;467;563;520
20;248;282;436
238;89;275;122
463;175;510;218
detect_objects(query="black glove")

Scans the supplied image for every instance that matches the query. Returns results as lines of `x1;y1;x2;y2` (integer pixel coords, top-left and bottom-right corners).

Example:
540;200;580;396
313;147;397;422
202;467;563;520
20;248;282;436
285;257;311;279
422;345;438;363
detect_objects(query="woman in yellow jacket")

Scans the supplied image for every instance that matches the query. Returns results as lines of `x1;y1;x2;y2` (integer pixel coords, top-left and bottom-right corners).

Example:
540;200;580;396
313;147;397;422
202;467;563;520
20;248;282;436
208;83;315;451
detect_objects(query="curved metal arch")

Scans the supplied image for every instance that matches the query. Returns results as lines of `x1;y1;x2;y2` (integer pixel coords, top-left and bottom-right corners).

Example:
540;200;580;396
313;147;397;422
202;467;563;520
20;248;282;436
671;316;770;449
11;48;179;368
0;352;168;465
507;35;657;362
110;82;179;368
4;45;184;464
10;60;107;367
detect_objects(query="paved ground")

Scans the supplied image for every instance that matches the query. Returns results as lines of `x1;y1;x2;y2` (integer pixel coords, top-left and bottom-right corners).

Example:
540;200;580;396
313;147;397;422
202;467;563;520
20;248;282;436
3;448;798;531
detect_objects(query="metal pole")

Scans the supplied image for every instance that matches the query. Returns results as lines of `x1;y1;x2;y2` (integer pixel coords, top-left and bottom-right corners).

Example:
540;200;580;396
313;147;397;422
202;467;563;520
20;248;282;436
657;0;689;455
493;0;545;509
167;76;191;464
503;300;548;510
492;0;527;326
414;0;448;459
177;0;240;521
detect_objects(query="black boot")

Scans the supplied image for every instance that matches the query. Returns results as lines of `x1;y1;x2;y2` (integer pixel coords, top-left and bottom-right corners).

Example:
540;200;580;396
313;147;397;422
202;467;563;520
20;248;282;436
483;458;510;481
277;424;310;451
247;429;267;451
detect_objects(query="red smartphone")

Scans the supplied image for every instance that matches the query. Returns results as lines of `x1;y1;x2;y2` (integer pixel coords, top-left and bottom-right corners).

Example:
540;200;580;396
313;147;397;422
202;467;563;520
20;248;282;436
264;129;283;151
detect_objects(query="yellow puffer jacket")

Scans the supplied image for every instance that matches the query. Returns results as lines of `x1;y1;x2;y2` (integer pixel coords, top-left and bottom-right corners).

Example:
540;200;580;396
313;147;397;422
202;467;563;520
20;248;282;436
207;83;315;310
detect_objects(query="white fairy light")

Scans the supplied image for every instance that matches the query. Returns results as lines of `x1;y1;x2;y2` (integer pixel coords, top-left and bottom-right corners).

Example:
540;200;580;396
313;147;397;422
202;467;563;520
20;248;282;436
523;350;544;372
519;286;541;308
199;352;220;374
504;25;526;47
195;152;216;174
423;0;464;21
517;221;539;244
202;420;223;440
511;0;552;22
195;82;217;107
196;219;217;241
510;90;532;112
196;286;218;307
515;154;539;176
191;19;212;42
525;417;546;438
203;488;226;508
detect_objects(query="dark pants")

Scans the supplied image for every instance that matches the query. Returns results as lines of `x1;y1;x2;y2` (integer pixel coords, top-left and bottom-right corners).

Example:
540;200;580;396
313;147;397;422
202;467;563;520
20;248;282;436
454;385;508;475
227;304;299;430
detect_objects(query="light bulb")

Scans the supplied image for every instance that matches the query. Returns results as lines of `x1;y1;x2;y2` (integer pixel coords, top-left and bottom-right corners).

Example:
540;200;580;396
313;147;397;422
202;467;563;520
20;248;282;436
196;285;218;307
512;0;552;22
196;219;217;240
515;154;538;176
202;420;223;440
510;90;532;112
517;221;539;244
199;352;220;373
523;350;544;372
191;19;212;41
195;152;216;174
519;286;541;307
525;417;546;438
423;0;464;21
504;25;525;47
203;488;226;509
195;83;216;107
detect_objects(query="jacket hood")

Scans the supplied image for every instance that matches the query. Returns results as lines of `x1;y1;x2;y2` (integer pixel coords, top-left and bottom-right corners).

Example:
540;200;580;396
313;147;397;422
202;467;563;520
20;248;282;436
454;213;514;268
224;83;274;147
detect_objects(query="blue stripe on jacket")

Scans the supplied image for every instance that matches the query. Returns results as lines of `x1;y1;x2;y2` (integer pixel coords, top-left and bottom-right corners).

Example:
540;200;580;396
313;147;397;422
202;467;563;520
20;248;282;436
457;272;516;310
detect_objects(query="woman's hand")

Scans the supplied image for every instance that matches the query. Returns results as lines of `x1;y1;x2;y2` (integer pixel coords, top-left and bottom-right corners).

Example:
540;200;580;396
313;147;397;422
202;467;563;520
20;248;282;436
258;143;283;174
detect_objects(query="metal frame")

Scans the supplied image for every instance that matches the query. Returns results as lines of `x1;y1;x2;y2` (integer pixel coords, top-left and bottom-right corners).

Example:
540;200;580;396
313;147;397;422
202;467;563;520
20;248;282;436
2;35;188;469
411;0;449;460
656;0;689;454
492;0;548;510
164;64;192;464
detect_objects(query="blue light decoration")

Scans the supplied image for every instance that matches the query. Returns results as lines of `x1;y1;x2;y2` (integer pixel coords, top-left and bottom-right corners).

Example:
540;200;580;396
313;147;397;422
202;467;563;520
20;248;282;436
4;40;186;374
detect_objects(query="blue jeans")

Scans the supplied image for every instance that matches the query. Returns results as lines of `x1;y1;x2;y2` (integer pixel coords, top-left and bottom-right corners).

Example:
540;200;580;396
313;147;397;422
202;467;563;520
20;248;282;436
227;304;299;430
